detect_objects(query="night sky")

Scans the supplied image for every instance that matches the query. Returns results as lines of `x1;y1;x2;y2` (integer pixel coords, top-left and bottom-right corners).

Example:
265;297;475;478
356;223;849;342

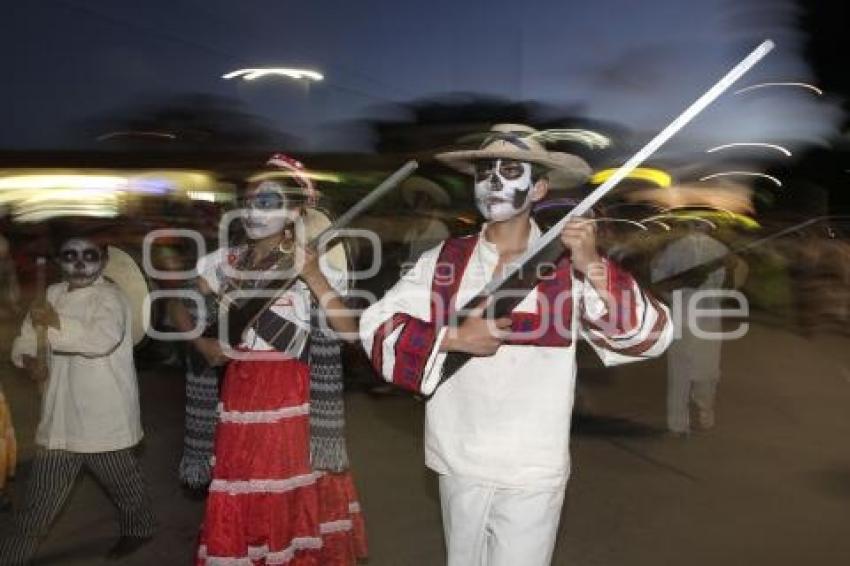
0;0;844;154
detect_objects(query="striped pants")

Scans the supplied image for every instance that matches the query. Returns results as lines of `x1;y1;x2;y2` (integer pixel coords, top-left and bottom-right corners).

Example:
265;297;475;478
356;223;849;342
0;448;156;565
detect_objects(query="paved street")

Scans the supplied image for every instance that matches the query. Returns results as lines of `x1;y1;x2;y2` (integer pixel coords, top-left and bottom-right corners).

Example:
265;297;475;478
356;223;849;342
1;321;848;565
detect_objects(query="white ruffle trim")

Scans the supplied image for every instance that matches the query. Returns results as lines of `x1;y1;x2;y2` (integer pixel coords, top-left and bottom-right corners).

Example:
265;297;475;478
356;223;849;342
198;536;322;565
218;402;310;424
209;472;324;494
198;518;354;564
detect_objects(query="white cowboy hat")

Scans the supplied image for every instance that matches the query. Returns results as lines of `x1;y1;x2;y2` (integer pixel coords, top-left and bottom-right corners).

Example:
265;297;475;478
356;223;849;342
435;124;591;189
400;176;451;208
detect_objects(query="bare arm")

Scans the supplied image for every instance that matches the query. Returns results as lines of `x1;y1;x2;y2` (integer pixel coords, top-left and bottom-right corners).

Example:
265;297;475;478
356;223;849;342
168;295;196;334
299;246;358;341
169;281;228;367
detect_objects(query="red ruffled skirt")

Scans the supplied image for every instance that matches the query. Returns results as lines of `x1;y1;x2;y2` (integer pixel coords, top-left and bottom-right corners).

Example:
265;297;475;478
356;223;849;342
196;357;367;565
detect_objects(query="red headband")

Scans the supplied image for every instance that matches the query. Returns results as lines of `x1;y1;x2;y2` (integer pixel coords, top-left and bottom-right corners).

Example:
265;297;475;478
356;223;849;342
265;153;318;205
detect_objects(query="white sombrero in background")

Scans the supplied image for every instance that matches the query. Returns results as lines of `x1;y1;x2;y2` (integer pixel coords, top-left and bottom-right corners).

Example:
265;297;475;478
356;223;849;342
435;124;592;189
103;245;150;345
303;207;348;274
400;176;451;208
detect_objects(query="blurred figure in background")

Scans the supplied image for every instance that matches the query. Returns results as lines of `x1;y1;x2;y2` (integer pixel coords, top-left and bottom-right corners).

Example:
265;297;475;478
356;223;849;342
792;222;850;336
175;277;223;492
0;234;19;511
400;176;451;263
0;235;21;316
0;236;155;564
651;221;732;435
0;391;14;512
165;239;223;492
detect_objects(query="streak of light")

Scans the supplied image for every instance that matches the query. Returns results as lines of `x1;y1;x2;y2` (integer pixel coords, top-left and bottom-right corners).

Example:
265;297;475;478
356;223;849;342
591;218;649;230
248;170;342;184
222;68;324;82
590;167;672;188
662;205;733;216
533;197;581;213
97;131;177;142
643;219;672;231
10;188;120;222
15;208;118;223
706;142;791;157
187;191;219;202
699;171;782;187
644;213;718;230
0;175;127;191
0;170;225;221
734;82;823;96
662;207;761;230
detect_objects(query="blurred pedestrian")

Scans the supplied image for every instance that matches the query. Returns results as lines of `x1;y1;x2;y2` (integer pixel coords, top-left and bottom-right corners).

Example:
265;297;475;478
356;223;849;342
166;241;223;492
651;221;730;434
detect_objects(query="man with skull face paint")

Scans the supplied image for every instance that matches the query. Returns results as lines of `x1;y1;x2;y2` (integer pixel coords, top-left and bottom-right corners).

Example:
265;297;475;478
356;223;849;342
192;155;367;566
473;157;539;222
2;236;155;563
361;125;673;565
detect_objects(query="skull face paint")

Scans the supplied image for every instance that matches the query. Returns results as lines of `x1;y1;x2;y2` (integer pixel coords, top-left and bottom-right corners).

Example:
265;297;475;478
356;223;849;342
473;159;534;222
58;238;106;288
241;181;303;240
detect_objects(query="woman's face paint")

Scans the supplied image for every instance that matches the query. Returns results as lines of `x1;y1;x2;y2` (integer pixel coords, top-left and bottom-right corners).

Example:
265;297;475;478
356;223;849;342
58;238;106;288
241;181;303;240
473;159;534;222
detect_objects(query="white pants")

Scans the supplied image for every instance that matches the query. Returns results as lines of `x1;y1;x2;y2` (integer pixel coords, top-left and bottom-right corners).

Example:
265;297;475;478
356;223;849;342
439;474;566;566
667;297;722;433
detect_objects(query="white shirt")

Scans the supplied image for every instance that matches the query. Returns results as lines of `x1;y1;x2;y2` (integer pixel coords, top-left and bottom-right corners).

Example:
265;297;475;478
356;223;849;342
11;277;143;453
361;222;673;488
651;232;728;290
196;247;347;354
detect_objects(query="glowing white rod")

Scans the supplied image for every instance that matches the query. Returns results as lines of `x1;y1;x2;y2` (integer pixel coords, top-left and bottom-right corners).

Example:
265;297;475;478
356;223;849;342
481;39;775;296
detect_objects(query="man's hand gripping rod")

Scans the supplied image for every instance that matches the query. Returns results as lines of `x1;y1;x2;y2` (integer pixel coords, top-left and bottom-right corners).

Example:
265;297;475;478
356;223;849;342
437;40;775;386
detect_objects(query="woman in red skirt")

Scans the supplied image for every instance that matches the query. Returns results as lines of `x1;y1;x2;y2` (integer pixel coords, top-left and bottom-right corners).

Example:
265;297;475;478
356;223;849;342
192;155;367;565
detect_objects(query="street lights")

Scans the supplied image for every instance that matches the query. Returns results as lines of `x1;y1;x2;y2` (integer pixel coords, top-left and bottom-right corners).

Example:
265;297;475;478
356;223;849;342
223;67;325;149
221;68;324;82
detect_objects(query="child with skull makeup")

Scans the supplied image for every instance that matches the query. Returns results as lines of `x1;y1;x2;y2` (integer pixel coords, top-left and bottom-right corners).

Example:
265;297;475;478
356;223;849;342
361;124;673;566
192;155;367;566
2;235;156;563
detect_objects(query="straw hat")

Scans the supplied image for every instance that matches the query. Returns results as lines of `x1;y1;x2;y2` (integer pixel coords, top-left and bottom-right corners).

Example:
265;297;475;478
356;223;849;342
435;124;591;189
303;208;348;272
400;176;451;208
